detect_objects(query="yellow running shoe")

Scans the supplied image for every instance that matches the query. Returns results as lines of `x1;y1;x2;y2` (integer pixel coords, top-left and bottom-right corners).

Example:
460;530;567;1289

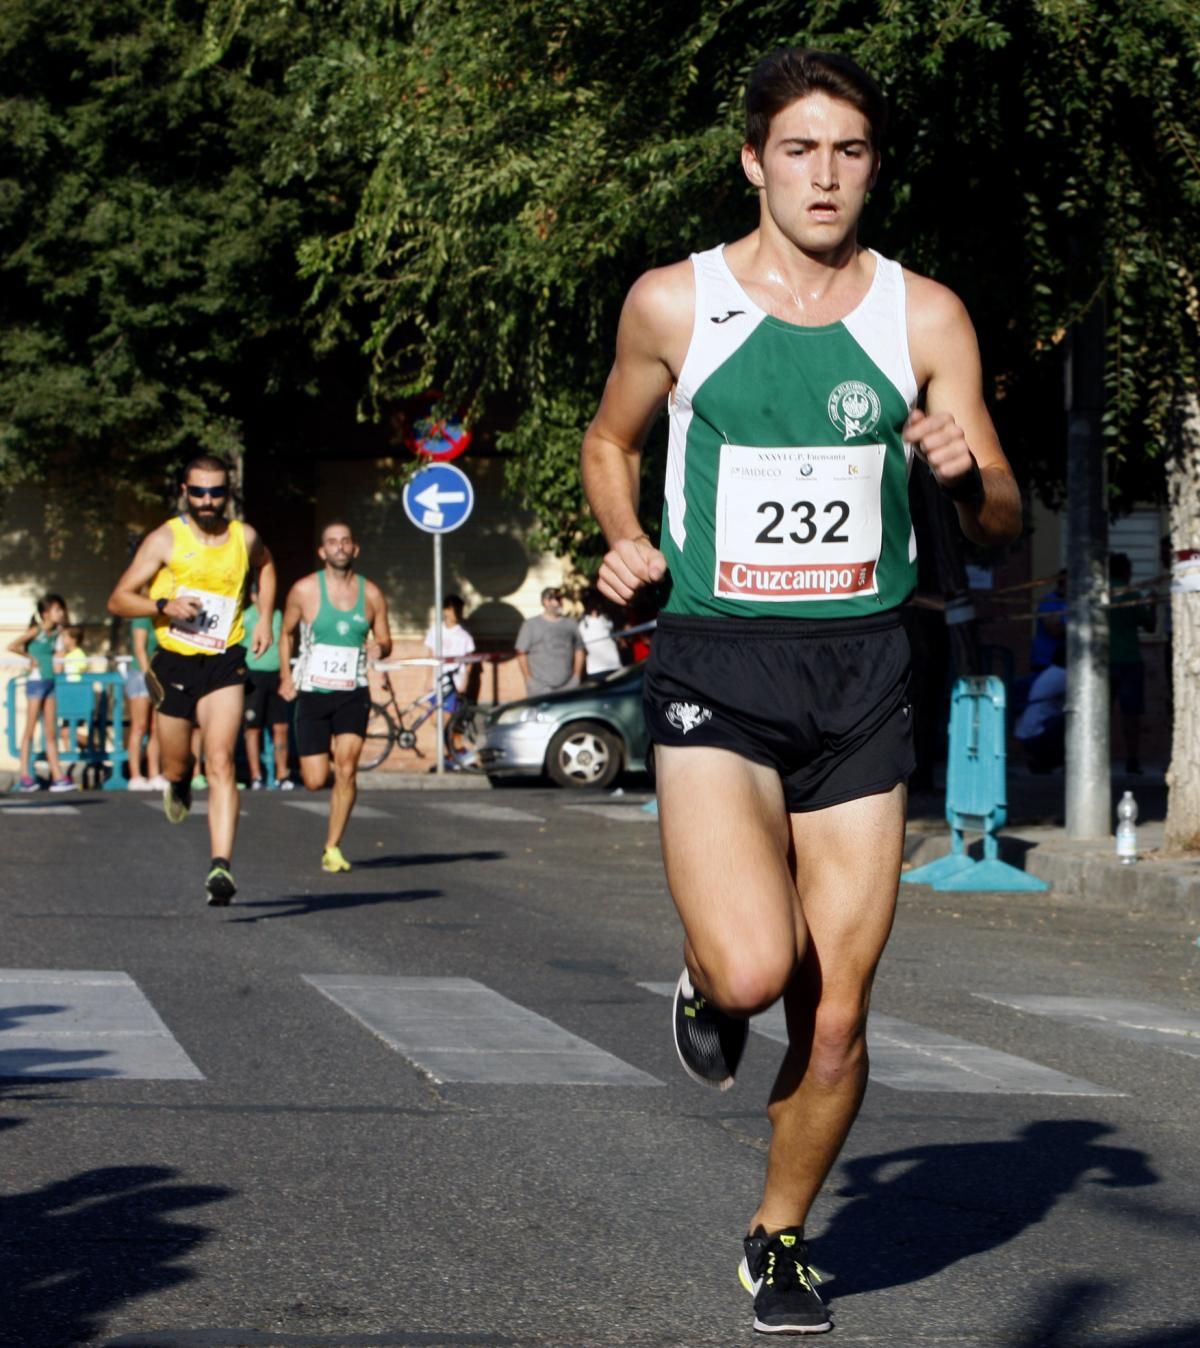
321;845;351;873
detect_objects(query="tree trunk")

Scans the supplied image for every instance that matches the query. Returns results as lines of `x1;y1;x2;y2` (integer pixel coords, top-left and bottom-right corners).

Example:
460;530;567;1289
1164;389;1200;852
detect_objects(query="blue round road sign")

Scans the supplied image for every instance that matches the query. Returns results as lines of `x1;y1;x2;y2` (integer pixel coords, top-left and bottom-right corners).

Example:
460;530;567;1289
402;464;475;534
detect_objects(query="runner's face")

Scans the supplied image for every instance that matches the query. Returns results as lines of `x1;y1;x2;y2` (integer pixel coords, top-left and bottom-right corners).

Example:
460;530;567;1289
320;530;358;572
742;92;879;255
184;470;230;533
43;603;65;627
442;606;459;627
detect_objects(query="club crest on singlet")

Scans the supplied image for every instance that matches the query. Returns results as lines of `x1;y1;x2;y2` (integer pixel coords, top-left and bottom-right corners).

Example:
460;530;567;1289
827;381;882;442
665;701;713;734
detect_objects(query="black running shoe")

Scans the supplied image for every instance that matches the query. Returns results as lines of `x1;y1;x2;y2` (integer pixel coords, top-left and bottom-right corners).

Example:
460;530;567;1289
205;864;237;907
739;1226;831;1335
671;968;748;1091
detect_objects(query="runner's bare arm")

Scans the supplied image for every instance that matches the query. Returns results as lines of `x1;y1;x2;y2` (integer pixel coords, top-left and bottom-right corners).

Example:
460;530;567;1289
904;277;1022;547
277;579;309;701
366;582;393;662
582;265;690;604
243;526;277;657
107;526;201;621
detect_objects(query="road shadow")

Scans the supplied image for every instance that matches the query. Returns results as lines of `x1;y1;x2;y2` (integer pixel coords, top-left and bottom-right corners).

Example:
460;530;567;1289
816;1120;1156;1303
226;889;442;923
0;1001;119;1084
1015;1278;1200;1346
0;1164;233;1348
352;850;505;870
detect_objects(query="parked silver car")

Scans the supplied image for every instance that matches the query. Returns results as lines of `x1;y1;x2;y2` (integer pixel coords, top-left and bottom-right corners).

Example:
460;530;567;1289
476;663;649;788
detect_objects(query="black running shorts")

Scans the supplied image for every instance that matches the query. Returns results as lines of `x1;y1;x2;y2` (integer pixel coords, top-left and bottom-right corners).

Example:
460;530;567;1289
643;611;914;813
149;645;248;721
295;687;370;757
243;670;291;728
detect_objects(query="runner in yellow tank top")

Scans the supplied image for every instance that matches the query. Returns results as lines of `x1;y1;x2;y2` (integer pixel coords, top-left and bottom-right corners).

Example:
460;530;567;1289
107;454;277;907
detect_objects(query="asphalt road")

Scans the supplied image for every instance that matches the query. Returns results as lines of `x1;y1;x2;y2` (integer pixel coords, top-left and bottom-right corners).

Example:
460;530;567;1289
1;786;1198;1348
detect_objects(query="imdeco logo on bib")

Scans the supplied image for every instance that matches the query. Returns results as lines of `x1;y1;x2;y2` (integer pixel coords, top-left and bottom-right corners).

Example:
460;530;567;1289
827;381;881;441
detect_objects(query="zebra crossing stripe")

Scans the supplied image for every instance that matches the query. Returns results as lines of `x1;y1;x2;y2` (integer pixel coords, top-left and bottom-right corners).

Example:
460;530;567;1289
432;802;546;824
638;983;1120;1096
974;994;1200;1060
0;970;203;1080
0;803;80;816
563;804;657;823
284;800;392;821
304;974;661;1087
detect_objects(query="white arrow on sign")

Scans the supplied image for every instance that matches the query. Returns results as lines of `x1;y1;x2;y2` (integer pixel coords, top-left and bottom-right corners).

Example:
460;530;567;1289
414;482;467;511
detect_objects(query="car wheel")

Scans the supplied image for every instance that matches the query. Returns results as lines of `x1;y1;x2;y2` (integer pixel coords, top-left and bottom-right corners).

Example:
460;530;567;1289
546;721;622;789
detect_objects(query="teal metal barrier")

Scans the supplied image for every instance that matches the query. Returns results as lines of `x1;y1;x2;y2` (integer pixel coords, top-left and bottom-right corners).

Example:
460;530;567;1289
903;676;1048;892
6;672;129;790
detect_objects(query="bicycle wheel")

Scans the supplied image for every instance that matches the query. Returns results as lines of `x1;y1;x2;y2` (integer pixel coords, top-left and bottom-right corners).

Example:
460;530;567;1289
443;704;484;773
360;703;397;771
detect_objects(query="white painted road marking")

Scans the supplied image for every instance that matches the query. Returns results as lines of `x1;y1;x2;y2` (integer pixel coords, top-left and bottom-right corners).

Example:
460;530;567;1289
139;800;245;817
284;800;392;821
639;983;1120;1096
304;974;661;1087
975;994;1200;1060
563;804;657;823
432;802;546;824
0;803;80;816
0;970;203;1080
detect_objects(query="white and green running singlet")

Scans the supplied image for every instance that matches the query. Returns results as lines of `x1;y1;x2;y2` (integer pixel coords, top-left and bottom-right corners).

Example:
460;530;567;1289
661;245;919;620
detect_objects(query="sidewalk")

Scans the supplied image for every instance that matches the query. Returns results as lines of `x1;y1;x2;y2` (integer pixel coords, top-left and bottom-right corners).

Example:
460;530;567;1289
905;764;1200;923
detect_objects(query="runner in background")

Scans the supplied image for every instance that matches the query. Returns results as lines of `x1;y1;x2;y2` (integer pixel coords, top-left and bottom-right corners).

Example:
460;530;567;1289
125;615;164;789
243;581;293;790
278;520;392;872
107;454;276;905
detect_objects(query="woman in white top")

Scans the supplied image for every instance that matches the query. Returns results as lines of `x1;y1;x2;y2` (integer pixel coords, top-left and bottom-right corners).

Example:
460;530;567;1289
579;588;622;677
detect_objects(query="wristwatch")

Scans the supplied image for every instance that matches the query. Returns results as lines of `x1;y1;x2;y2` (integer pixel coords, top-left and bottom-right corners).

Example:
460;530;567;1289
155;597;168;614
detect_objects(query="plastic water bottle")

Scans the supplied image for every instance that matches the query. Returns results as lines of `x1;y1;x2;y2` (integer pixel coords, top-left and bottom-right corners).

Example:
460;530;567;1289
1116;791;1139;865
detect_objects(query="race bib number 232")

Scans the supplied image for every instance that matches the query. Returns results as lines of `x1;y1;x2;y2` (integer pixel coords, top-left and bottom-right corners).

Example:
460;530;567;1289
714;444;884;602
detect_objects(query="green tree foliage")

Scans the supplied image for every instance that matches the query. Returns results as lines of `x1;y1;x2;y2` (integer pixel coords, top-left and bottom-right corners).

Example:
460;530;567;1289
281;0;1200;562
0;0;356;523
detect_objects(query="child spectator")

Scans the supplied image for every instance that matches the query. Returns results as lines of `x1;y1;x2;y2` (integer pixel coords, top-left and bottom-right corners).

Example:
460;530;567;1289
7;593;75;792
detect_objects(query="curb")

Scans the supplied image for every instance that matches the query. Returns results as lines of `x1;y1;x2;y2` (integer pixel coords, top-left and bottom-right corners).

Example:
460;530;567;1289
903;825;1200;923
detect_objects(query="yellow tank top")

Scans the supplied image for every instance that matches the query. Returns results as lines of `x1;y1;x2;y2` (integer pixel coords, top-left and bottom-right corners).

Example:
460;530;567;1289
149;516;249;655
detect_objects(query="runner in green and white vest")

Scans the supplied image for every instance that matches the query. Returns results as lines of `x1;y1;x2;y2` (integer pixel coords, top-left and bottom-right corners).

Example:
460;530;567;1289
581;48;1023;1338
278;520;392;874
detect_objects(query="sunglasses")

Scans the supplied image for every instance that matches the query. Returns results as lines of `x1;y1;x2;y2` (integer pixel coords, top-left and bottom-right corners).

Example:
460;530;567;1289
186;485;228;500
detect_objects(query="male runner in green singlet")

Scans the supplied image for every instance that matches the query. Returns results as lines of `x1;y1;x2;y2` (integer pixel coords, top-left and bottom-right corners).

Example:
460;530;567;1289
582;49;1022;1335
278;521;392;873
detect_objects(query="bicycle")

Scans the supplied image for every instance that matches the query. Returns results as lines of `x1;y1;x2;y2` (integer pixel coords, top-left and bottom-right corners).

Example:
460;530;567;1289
361;672;482;773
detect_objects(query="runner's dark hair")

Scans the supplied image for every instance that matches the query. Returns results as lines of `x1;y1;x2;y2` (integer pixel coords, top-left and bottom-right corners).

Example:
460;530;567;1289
36;593;67;617
181;454;230;482
319;519;354;545
745;48;887;158
442;594;465;618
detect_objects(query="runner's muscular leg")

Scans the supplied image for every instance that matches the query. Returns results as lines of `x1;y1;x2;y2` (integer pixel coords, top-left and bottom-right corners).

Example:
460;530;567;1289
156;712;195;783
655;745;804;1016
751;783;905;1235
326;733;363;849
195;683;245;861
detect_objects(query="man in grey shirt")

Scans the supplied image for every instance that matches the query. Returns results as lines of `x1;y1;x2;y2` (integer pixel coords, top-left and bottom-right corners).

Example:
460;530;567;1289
515;588;585;696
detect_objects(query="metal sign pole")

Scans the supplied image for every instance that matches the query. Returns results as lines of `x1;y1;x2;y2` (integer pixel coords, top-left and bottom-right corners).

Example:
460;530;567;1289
433;531;444;777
